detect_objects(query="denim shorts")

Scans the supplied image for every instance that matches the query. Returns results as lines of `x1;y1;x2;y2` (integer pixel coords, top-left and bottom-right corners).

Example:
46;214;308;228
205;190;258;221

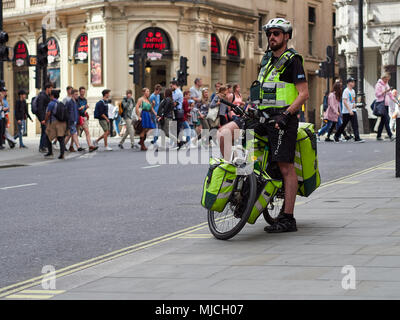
69;123;77;135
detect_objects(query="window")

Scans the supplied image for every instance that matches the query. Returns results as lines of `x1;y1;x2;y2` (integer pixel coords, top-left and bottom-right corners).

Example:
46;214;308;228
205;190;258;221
31;0;46;5
308;7;316;55
3;0;15;9
258;14;267;49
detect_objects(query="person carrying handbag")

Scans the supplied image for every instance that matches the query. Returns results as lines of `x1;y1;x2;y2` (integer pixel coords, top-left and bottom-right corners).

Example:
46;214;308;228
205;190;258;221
374;73;396;141
135;88;157;151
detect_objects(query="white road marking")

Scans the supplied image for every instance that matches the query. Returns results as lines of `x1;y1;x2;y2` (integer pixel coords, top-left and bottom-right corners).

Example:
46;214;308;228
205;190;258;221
0;183;38;190
142;165;161;169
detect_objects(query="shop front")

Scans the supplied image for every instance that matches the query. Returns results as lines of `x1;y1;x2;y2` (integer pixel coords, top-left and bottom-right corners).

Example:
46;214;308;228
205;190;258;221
12;41;30;136
134;27;172;94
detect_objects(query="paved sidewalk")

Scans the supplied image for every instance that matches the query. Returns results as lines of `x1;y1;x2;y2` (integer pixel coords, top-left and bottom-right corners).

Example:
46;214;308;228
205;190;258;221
2;160;399;300
0;136;132;167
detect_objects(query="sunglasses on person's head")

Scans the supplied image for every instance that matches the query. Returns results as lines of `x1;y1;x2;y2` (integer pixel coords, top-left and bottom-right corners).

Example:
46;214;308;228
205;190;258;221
266;30;283;38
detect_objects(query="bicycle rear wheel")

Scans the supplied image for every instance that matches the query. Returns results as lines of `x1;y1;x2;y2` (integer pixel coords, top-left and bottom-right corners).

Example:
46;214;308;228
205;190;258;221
208;173;257;240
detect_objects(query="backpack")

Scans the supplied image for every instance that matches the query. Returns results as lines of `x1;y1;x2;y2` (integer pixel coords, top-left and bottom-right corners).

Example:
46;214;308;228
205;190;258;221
94;101;103;119
31;96;38;115
118;102;123;116
54;102;69;122
323;94;329;112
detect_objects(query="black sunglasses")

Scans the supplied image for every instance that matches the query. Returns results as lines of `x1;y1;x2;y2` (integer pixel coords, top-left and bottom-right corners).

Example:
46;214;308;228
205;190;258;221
266;30;283;38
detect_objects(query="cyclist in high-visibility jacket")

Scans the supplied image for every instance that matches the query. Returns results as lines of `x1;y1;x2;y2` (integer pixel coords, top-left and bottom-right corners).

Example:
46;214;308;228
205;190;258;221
218;18;309;233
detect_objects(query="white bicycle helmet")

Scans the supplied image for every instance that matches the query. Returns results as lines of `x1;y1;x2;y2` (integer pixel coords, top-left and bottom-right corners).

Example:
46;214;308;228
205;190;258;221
263;18;293;39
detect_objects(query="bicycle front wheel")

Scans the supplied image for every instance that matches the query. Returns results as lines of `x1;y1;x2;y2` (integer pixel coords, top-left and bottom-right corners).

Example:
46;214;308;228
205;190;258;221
208;173;257;240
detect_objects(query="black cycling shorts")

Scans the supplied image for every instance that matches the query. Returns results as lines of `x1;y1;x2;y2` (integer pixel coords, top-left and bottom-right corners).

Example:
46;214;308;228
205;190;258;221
234;114;299;164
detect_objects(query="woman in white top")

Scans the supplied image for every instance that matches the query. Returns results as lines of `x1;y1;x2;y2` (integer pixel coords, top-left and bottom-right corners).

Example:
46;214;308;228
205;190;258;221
388;89;399;132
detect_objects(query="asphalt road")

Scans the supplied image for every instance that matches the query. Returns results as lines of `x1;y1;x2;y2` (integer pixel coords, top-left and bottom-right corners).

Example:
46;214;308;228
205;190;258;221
0;138;397;288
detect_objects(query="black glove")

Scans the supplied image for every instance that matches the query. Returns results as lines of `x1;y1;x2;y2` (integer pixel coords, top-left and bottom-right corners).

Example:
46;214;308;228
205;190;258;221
273;111;290;129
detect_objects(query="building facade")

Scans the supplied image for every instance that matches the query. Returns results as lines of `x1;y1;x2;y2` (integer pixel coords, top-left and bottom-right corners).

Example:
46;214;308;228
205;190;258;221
335;0;400;121
3;0;336;137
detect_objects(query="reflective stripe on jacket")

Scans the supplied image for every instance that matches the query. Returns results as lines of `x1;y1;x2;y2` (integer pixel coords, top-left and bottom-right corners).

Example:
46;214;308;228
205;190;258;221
257;50;301;111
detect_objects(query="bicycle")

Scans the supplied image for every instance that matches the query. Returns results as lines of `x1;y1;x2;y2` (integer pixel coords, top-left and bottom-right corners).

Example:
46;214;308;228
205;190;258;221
207;99;286;240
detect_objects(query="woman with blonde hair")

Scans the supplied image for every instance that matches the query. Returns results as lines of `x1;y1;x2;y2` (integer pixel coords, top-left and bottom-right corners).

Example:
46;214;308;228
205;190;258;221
135;87;157;151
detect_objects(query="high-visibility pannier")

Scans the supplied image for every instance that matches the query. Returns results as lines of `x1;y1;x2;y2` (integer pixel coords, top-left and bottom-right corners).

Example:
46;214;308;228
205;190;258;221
295;123;321;197
248;175;282;224
201;158;237;212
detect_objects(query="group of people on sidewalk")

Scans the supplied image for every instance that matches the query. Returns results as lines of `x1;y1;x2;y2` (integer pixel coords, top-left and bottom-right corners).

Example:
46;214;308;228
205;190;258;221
318;73;399;143
91;78;250;152
317;77;365;143
34;84;99;159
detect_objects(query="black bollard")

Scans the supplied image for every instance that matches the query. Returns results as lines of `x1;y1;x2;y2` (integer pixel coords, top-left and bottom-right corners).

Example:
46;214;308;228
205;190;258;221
397;118;400;178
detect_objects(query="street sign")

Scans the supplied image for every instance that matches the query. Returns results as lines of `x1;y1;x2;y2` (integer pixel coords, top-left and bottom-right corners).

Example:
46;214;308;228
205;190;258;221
28;55;37;66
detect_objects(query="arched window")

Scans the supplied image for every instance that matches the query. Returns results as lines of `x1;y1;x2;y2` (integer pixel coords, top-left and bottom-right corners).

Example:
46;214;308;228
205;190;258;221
134;28;171;54
14;41;29;67
74;33;89;64
226;36;240;62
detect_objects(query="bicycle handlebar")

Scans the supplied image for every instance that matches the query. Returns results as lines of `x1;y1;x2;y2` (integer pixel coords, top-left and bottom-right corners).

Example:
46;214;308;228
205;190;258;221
219;98;276;126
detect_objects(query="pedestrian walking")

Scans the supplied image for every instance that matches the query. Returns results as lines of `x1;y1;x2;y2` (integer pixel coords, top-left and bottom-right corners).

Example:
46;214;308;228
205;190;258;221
108;100;118;137
150;84;162;146
93;89;113;151
118;90;137;149
157;88;178;149
389;89;399;133
77;87;98;152
188;99;201;147
62;86;73;105
136;88;157;151
375;73;396;141
334;77;364;143
36;83;53;153
14;90;33;148
190;78;203;104
210;86;229;126
44;90;68;159
65;89;85;152
198;88;217;147
0;90;7;150
231;84;245;120
317;82;342;142
210;82;222;102
171;79;184;146
177;91;192;149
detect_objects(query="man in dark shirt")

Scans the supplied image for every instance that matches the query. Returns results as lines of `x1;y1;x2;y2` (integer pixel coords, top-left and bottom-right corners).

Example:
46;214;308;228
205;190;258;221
14;90;33;148
36;83;53;153
218;18;309;233
93;89;112;151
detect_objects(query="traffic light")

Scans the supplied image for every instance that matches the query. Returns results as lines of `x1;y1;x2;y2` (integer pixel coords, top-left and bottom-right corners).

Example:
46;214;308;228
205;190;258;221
0;31;10;61
129;53;140;85
34;64;42;90
316;61;328;78
179;56;189;86
37;42;48;67
326;45;335;78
